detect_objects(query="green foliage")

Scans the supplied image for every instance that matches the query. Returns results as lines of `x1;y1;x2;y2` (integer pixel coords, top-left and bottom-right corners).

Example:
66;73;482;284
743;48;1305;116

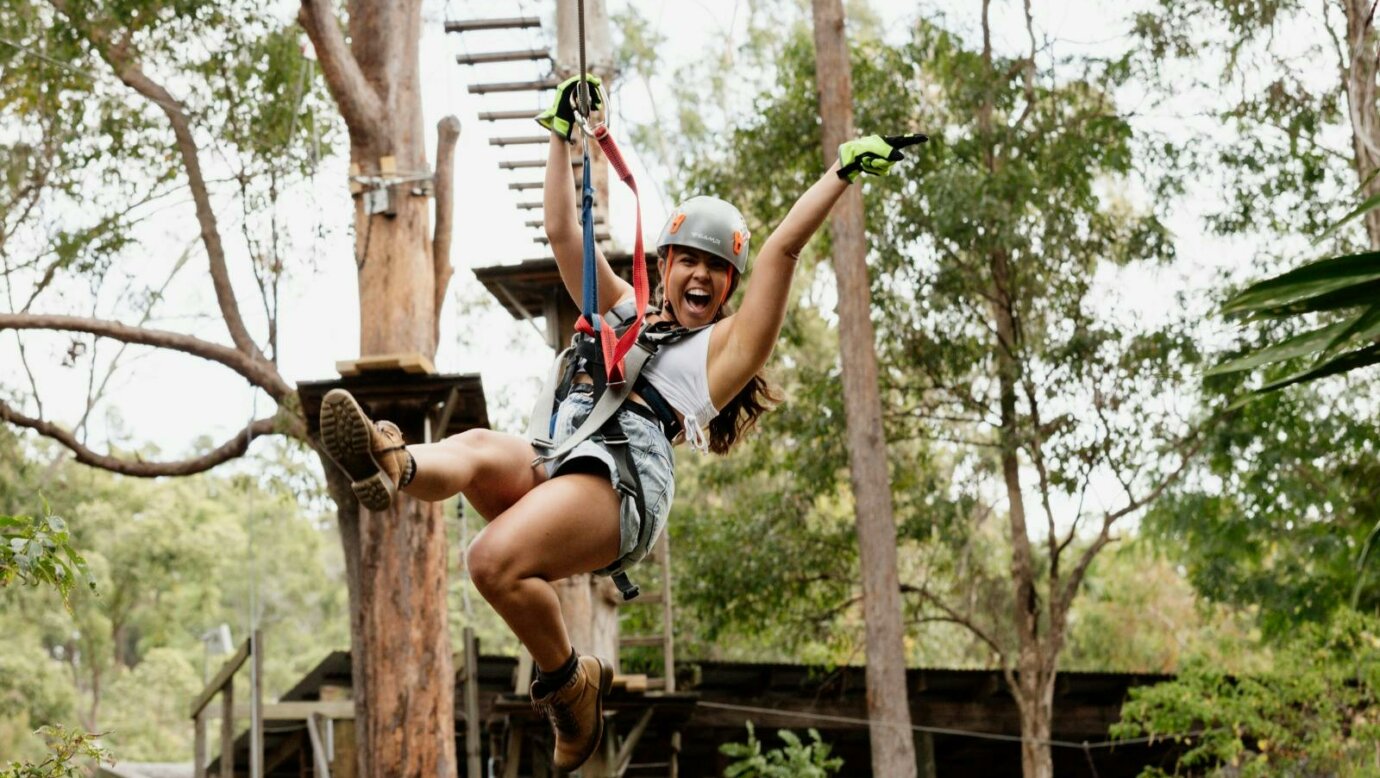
1144;378;1380;638
662;11;1198;673
0;512;95;611
0;440;349;761
0;725;112;778
1;0;334;321
1133;0;1353;243
719;721;844;778
1210;250;1380;393
1115;610;1380;776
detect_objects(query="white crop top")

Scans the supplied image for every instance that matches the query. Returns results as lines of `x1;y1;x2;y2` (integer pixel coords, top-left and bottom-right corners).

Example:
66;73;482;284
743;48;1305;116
641;324;719;452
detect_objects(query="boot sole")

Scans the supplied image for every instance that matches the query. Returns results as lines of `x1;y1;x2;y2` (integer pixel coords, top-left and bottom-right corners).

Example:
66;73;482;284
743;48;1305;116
319;389;396;512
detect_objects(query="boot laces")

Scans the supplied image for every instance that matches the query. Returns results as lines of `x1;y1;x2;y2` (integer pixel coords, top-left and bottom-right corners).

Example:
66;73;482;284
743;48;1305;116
532;697;581;736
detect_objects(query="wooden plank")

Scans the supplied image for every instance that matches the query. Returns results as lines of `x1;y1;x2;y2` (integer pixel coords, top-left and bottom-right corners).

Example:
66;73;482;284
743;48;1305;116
332;719;357;778
444;17;541;33
194;710;208;778
478;110;539;122
515;200;543;210
307;713;333;778
456;49;551;66
489;136;551;146
535;231;609;245
618;635;664;648
220;682;234;778
336;352;437;377
506;181;544;191
190;639;251;718
501;721;524;778
613;708;656;777
215;701;356;720
469;78;561;95
251;629;264;778
463;628;482;778
611;674;647;693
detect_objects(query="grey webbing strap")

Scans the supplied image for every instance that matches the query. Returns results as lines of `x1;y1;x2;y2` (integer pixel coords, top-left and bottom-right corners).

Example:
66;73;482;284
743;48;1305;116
527;346;574;449
531;342;655;464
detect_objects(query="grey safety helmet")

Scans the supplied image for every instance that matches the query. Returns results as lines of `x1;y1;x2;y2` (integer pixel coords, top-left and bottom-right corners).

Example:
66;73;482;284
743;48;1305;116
655;195;750;274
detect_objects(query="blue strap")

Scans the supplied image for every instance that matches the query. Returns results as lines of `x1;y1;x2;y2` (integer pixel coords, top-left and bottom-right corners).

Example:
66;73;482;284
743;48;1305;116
579;147;599;332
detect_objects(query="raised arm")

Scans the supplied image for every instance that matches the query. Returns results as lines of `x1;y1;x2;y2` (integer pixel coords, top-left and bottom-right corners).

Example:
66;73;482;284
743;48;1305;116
709;134;927;402
539;76;631;316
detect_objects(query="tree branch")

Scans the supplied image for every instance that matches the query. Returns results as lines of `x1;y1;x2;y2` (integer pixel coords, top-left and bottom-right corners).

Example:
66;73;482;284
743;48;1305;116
45;2;268;364
1055;426;1207;618
298;0;388;144
0;313;292;401
0;400;282;478
432;115;460;342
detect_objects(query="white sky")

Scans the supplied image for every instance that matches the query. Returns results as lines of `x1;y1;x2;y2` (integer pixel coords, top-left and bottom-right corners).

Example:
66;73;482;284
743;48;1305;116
4;0;1258;496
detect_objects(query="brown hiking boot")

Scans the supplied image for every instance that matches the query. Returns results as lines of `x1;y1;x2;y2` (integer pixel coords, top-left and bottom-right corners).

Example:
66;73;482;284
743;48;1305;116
319;389;408;511
530;655;614;771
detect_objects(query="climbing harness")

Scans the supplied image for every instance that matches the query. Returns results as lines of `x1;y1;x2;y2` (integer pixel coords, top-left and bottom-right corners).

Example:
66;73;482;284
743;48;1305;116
526;1;667;600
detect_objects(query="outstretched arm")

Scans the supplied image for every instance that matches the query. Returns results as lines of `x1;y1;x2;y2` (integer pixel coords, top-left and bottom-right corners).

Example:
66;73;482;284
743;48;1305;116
540;75;631;316
710;134;926;402
543;137;631;314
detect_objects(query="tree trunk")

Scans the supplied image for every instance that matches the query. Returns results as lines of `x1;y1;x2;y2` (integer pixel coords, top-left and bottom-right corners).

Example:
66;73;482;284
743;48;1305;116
1342;0;1380;246
1016;668;1055;778
809;2;918;776
300;1;456;775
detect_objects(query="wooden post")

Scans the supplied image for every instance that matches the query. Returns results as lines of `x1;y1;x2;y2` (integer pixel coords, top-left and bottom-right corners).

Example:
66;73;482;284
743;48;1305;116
251;629;264;778
194;710;208;778
463;627;482;778
332;719;357;778
220;681;235;778
808;1;918;776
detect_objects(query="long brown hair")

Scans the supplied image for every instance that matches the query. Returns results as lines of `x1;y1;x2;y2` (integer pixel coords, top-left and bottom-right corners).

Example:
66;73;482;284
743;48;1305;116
656;252;782;455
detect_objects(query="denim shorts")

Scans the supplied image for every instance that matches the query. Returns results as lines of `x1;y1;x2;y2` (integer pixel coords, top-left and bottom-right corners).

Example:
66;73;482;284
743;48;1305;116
543;390;676;576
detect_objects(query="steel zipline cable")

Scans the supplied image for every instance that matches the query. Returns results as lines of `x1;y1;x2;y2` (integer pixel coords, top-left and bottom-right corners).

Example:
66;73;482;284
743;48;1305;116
694;700;1207;751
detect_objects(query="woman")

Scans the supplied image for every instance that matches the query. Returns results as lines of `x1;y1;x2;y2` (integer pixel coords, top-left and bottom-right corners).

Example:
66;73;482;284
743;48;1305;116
318;75;922;771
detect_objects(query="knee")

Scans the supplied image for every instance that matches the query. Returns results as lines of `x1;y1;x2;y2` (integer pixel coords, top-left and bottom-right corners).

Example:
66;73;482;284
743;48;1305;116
465;535;515;598
443;428;503;455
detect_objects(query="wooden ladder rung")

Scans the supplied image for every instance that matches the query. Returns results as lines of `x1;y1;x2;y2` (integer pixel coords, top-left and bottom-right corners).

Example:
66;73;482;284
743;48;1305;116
535;232;609;245
489;136;551;146
515;201;543;210
455;48;551;66
619;635;666;648
525;216;602;228
507;181;543;191
469;78;560;95
500;159;584;170
444;17;541;33
479;110;539;122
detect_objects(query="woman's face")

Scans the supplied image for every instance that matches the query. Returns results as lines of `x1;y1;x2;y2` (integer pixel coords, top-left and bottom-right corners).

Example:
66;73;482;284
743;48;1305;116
660;246;734;328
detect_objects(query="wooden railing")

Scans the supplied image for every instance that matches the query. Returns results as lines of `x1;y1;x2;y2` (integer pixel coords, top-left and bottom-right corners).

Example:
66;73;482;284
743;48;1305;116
190;629;262;778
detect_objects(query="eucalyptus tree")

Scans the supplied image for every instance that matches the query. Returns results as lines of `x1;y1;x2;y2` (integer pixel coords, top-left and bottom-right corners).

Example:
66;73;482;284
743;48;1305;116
671;8;1197;776
1133;0;1380;634
0;1;462;774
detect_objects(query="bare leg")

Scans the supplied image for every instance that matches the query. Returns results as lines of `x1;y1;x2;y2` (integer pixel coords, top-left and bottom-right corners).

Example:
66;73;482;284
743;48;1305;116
403;428;546;520
464;472;622;670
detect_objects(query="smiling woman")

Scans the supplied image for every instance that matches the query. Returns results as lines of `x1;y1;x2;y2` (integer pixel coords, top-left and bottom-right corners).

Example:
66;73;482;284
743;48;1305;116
313;71;924;773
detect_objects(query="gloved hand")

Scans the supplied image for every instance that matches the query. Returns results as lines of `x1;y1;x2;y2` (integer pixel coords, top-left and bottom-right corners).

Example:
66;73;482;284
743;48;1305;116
536;73;604;143
837;133;928;182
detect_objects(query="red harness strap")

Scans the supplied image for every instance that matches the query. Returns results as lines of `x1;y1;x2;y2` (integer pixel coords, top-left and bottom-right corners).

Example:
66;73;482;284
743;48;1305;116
574;125;648;385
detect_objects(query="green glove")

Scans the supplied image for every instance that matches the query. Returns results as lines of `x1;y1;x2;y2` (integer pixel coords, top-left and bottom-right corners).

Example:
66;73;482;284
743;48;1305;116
536;73;604;143
837;133;928;182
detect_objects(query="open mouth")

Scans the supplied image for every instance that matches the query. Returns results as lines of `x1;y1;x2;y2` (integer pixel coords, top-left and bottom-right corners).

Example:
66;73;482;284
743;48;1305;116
683;289;713;315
